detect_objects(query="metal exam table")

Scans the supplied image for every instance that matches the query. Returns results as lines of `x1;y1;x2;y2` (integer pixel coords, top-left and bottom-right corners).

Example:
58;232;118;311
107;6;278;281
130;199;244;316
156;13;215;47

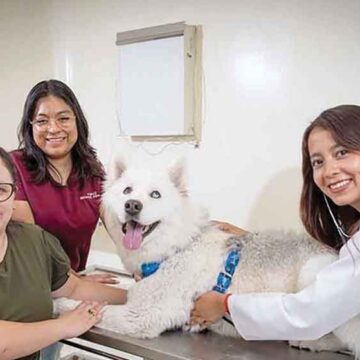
63;266;353;360
64;329;353;360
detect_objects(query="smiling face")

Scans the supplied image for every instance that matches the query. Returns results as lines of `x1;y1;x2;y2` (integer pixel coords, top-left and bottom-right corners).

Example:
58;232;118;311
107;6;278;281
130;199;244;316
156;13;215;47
308;126;360;211
32;95;78;161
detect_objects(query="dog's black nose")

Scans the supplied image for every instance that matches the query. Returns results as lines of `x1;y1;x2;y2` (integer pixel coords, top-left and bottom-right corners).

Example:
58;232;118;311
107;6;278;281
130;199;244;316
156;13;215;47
125;199;143;216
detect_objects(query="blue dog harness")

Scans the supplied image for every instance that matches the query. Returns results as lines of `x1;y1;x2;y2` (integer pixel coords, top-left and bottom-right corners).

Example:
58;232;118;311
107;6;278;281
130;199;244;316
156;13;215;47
213;248;241;327
140;249;241;291
212;249;240;294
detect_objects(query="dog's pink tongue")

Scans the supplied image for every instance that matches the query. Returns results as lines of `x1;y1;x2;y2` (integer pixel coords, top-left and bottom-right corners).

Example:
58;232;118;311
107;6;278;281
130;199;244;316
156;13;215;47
123;222;143;250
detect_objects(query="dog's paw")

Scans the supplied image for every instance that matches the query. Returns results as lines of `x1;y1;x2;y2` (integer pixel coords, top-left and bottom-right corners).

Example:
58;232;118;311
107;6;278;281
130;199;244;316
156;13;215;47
182;323;205;333
289;333;345;353
98;306;163;339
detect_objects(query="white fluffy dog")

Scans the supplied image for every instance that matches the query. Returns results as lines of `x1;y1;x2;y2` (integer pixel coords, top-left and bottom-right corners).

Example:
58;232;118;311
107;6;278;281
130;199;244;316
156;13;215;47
55;153;359;357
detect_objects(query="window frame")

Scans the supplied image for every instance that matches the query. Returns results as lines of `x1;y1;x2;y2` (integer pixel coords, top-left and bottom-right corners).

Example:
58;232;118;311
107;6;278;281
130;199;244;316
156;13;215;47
116;22;202;145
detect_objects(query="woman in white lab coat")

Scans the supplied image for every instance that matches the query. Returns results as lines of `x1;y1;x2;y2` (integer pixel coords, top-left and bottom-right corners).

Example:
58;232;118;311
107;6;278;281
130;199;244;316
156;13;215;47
191;104;360;351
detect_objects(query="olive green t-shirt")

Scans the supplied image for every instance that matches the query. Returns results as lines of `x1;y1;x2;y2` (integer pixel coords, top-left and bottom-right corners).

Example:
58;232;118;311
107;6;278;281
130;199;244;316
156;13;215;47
0;221;70;360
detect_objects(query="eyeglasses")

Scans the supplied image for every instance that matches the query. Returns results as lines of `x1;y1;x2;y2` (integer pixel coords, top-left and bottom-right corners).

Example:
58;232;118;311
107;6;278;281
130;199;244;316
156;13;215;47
0;183;15;203
30;115;76;131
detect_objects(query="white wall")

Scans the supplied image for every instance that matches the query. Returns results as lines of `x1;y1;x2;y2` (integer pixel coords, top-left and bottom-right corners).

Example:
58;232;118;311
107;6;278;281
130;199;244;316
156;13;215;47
0;0;54;149
1;0;360;232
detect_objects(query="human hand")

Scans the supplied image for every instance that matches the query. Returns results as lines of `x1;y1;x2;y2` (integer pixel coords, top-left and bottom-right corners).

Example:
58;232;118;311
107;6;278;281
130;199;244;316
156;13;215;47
81;273;119;284
190;291;227;326
211;220;248;236
58;301;105;339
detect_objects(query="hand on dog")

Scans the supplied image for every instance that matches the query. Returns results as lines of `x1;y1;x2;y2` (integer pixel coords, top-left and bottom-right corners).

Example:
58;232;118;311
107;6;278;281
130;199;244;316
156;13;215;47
81;273;119;284
58;301;105;339
211;220;248;236
190;291;227;326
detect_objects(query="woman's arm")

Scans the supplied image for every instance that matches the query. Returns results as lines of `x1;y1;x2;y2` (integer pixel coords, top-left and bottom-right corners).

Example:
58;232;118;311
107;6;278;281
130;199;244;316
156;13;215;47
52;273;127;304
11;200;35;223
0;302;103;360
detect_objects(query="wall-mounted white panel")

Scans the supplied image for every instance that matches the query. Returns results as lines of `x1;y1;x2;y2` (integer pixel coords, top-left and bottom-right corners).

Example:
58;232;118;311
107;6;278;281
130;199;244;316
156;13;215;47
117;36;184;136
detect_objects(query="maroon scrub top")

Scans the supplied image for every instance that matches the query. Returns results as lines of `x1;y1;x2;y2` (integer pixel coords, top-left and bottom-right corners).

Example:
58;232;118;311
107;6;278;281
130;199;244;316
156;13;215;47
11;150;102;271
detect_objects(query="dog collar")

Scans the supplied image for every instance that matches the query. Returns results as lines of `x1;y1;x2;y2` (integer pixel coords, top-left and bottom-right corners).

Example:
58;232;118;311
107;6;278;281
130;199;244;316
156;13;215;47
212;249;240;294
140;248;181;278
141;262;161;278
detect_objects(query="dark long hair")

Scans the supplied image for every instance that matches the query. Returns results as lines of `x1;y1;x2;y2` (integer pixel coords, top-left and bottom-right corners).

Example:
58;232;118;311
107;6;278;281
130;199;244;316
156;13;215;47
300;105;360;249
0;147;17;186
17;79;104;187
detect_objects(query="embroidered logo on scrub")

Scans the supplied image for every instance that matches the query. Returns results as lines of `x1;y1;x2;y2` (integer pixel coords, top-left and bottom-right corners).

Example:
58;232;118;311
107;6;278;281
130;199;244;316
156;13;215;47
80;191;101;200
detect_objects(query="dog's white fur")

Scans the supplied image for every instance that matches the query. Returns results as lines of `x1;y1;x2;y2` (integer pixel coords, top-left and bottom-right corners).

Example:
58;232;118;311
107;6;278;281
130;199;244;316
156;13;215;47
55;152;359;357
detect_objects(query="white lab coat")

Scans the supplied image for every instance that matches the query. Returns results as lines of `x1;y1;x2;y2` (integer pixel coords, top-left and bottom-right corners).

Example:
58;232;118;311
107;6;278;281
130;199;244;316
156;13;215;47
228;231;360;340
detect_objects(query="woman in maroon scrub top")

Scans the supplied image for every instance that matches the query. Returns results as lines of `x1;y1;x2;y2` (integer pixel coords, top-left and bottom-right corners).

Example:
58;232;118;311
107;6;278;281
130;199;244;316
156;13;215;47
11;80;114;281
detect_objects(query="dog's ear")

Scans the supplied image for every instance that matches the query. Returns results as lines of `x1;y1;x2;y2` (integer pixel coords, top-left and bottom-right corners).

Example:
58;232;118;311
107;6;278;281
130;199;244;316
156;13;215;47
168;159;188;197
107;155;127;184
106;139;135;185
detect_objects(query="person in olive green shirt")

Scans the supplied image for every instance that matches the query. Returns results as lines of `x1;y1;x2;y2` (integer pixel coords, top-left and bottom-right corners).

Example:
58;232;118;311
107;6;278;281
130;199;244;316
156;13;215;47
0;147;127;360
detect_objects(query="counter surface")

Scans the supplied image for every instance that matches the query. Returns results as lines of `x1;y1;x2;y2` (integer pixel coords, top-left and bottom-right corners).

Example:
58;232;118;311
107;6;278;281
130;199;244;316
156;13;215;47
80;327;353;360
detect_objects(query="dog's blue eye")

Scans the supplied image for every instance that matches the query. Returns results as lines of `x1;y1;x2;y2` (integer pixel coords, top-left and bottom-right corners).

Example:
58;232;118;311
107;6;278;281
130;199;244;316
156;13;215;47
150;190;161;199
123;187;132;194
